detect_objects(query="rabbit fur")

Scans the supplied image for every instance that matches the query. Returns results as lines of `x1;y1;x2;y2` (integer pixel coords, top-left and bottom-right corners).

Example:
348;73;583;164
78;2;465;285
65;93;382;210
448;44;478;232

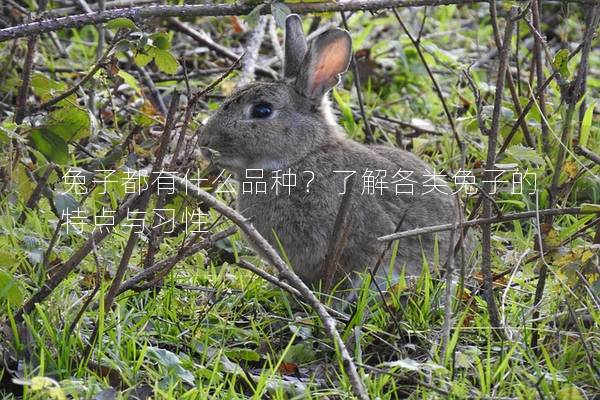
199;15;470;291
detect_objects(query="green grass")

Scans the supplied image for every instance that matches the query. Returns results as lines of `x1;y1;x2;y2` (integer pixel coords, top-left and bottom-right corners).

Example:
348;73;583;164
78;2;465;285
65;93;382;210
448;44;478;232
1;2;599;399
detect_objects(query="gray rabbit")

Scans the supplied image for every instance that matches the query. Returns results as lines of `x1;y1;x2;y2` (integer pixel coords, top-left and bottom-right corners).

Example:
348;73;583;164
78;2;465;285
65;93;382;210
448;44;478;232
199;15;469;291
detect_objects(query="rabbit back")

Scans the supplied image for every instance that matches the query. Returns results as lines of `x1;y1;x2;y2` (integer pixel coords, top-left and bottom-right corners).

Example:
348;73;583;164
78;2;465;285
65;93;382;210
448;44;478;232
236;136;462;288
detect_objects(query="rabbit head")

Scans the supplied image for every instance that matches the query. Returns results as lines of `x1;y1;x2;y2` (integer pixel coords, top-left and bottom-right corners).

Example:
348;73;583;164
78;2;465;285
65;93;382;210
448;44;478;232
199;15;352;175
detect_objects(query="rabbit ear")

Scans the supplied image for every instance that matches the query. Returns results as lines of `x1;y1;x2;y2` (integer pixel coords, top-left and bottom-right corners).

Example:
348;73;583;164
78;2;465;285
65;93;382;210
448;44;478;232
294;29;352;100
284;14;307;79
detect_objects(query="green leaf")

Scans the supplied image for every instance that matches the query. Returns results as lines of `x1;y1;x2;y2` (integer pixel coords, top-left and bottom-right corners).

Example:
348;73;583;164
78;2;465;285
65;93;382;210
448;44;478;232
147;347;181;368
150;32;171;50
117;70;141;95
505;144;545;165
106;17;137;31
153;48;179;74
0;269;24;306
271;2;291;28
146;347;195;385
558;384;585;400
173;365;195;385
30;73;72;104
30;128;69;165
552;49;570;78
285;343;316;364
245;3;266;28
224;348;261;362
54;191;79;217
0;250;14;267
579;102;595;148
47;106;91;142
332;88;357;132
134;50;154;68
115;39;131;52
13;377;66;400
581;203;600;213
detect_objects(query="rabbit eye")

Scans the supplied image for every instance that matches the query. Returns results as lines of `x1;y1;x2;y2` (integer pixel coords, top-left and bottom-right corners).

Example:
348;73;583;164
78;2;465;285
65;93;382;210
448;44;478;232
251;103;273;119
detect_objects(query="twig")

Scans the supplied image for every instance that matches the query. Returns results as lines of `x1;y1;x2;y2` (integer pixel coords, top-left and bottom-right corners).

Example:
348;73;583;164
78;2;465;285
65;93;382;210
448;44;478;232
173;176;369;400
497;72;557;156
118;226;238;294
1;1;594;43
378;207;596;242
32;38;117;113
168;18;275;79
371;213;406;278
18;163;56;224
237;16;268;87
392;8;463;151
65;241;102;341
133;60;167;115
564;300;600;381
14;37;37;124
171;54;243;167
479;6;518;333
549;5;599;207
497;23;587;156
139;57;242;270
341;12;375;144
238;258;351;321
441;200;459;364
46;0;158;17
575;146;600;165
531;0;549;154
238;258;302;297
42;220;64;269
488;1;535;148
577;10;600;123
370;112;445;136
268;16;284;65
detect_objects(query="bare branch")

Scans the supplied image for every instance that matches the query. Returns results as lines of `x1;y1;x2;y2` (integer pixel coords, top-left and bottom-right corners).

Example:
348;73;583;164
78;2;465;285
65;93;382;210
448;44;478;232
479;6;518;332
237;16;268;87
341;12;375;144
575;145;600;165
392;8;464;151
168;18;275;79
1;1;593;43
378;207;596;242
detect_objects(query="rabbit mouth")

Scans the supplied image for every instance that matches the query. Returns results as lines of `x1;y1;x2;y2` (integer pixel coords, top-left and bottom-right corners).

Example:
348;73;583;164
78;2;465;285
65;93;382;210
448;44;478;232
200;147;244;172
200;146;220;161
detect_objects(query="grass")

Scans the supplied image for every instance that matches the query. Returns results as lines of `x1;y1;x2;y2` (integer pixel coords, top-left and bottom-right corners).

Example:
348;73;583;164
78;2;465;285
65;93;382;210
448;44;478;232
1;3;599;399
2;207;598;399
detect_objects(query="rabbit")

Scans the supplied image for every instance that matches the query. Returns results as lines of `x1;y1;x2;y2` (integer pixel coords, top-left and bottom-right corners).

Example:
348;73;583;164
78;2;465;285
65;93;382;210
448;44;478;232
199;14;471;292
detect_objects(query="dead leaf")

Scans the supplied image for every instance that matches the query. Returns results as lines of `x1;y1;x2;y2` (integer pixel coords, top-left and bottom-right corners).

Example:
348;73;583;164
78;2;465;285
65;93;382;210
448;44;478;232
278;362;300;376
564;160;578;179
229;16;246;34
